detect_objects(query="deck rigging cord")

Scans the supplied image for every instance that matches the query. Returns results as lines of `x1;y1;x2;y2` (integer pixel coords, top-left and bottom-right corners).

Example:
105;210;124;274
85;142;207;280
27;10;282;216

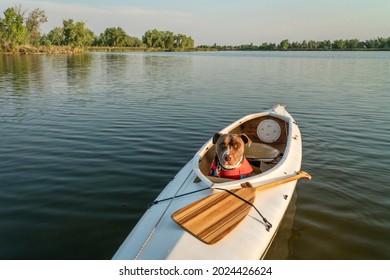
149;184;272;231
214;187;273;231
148;186;211;208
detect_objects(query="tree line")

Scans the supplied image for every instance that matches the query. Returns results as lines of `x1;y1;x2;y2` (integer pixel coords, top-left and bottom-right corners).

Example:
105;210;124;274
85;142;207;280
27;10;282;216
0;6;195;53
1;5;389;53
198;37;390;51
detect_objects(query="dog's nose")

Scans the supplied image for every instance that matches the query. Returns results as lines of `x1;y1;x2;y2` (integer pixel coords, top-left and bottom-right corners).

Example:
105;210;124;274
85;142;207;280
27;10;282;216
224;154;232;162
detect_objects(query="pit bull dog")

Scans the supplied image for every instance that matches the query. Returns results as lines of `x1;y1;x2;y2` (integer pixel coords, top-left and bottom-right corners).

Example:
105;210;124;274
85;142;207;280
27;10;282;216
209;133;253;179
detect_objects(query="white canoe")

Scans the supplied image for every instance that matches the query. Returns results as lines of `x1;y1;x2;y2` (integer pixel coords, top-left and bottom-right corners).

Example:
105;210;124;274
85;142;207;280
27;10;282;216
113;104;304;260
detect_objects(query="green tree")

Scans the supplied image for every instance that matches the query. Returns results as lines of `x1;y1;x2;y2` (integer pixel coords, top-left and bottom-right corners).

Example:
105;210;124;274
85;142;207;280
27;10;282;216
259;42;275;50
99;27;128;47
0;7;27;51
175;34;194;49
47;27;64;46
386;38;390;49
142;29;194;49
63;19;94;48
301;40;308;49
279;39;289;50
374;37;388;49
307;40;318;49
152;29;164;48
39;34;51;47
26;8;47;46
162;31;175;49
142;29;162;48
332;39;346;50
289;41;301;50
318;40;332;50
346;38;359;49
142;29;153;47
125;36;142;47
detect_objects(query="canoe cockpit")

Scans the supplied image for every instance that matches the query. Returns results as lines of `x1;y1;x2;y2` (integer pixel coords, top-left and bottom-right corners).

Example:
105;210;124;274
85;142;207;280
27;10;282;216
197;115;289;183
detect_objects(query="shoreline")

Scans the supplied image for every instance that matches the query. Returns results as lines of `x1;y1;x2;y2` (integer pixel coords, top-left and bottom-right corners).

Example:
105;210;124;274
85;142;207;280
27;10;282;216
0;48;390;55
1;46;389;55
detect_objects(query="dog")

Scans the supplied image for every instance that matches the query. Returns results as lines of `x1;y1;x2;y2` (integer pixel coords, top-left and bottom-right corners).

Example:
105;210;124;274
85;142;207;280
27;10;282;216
209;133;253;179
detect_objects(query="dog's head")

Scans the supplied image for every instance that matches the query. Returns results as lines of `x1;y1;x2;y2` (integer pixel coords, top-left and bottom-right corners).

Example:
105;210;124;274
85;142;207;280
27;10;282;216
212;133;252;169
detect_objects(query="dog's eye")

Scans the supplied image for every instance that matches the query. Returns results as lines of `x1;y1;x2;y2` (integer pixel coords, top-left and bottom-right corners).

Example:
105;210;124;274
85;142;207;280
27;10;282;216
233;142;240;149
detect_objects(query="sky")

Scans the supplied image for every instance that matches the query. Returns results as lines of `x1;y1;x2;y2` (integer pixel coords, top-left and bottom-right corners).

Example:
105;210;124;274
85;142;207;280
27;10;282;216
1;0;390;46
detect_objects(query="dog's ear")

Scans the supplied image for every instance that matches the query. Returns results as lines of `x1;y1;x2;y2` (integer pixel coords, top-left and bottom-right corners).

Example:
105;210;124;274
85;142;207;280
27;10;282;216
212;133;221;144
240;134;252;147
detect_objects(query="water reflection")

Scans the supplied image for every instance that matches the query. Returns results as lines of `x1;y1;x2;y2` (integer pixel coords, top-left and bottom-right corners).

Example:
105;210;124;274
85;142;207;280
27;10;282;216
264;191;297;259
65;54;93;86
143;54;194;85
0;55;43;93
142;54;194;104
0;54;93;93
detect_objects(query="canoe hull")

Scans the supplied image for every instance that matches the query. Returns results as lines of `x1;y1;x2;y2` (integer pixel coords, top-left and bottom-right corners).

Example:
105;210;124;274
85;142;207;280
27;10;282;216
112;104;302;259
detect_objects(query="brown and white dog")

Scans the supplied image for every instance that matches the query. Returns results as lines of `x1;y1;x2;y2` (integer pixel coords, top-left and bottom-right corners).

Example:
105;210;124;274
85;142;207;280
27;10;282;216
209;133;253;179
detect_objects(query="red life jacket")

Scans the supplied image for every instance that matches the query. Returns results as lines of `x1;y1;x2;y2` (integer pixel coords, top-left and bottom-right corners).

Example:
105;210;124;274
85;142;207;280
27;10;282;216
209;157;253;180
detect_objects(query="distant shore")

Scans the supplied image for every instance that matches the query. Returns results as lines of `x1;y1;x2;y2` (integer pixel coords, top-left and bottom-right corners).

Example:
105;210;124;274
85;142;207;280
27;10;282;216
2;45;389;55
2;5;389;55
89;46;390;52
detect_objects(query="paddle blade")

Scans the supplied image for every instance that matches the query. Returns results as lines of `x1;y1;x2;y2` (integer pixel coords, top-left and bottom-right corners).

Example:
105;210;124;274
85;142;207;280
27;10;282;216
172;188;255;244
172;170;311;245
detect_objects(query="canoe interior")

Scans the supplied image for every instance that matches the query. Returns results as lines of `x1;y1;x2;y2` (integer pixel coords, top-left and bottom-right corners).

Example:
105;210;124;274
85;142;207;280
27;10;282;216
198;115;289;183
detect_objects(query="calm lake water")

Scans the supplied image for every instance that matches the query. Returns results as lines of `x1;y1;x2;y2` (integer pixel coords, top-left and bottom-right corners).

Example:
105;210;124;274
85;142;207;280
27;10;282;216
1;51;389;260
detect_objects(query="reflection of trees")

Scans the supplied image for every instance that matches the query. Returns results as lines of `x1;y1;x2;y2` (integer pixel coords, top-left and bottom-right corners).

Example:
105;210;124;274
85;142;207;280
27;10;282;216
65;54;92;86
0;55;44;93
0;54;93;94
140;54;194;104
143;54;193;88
100;53;130;81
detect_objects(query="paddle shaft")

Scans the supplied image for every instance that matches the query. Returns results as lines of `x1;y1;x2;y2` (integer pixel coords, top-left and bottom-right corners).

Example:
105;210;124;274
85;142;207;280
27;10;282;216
251;170;311;192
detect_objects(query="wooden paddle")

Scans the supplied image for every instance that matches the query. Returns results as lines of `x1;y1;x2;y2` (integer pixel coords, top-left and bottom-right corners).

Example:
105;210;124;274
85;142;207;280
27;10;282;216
172;171;311;245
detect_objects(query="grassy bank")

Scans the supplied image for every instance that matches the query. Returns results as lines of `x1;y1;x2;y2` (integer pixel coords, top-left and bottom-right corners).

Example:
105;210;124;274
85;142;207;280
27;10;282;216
88;46;200;52
1;45;86;54
1;45;198;54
